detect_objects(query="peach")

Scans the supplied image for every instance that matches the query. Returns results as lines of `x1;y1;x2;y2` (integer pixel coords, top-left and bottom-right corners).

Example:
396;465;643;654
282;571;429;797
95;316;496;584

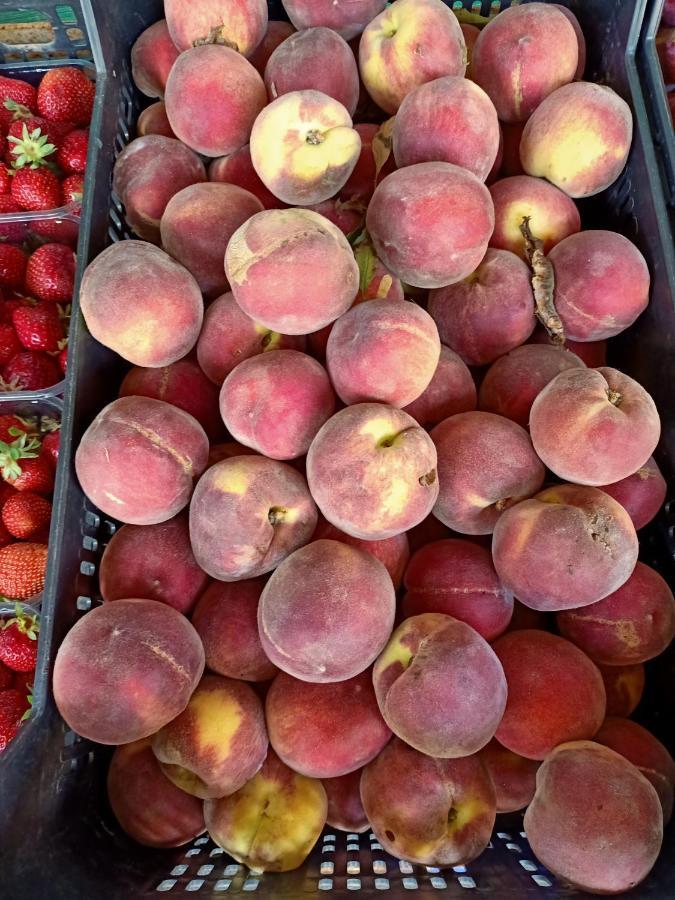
599;456;667;530
402;345;477;428
259;539;396;682
553;5;586;79
282;0;387;40
130;19;179;98
493;630;606;760
406;514;454;554
361;737;496;866
402;539;513;641
366;162;495;289
428;249;536;366
152;674;268;799
488;175;581;259
164;0;268;56
196;292;305;386
306;198;363;237
528;326;608;366
189;455;317;581
472;3;578;123
119;357;223;441
520;82;633;198
594;717;675;822
165;45;266;158
492;484;639;612
312;517;409;589
220;350;335;460
339;122;397;204
373;613;506;758
323;770;369;833
359;0;466;115
326;299;440;407
225;208;359;334
524;741;663;894
548;230;650;341
461;23;480;79
507;599;550;633
557;561;675;666
265;28;359;116
209;145;285;210
160;182;263;299
249;20;295;74
530;367;660;486
657;28;675;83
99;513;208;615
265;671;391;778
207;442;257;467
431;411;545;535
478;343;585;427
112;135;206;243
107;738;205;848
53;598;205;744
307;403;439;540
599;663;645;718
479;739;540;813
393;77;500;182
250;90;361;205
500;122;526;176
204;749;327;873
191;579;277;682
75;396;208;526
136;101;175;138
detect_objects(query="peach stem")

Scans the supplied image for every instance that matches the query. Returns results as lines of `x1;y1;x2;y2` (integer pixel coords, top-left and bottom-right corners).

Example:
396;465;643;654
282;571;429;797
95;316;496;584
519;216;565;346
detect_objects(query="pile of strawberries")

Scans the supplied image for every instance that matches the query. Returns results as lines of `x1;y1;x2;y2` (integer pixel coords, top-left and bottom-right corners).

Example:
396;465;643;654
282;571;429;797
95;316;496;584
0;604;39;752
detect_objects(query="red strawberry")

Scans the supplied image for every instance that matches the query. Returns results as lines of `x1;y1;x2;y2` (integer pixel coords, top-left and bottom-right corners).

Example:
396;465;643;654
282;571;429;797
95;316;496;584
0;77;38;130
0;415;33;444
37;67;94;126
12;669;33;695
0;296;30;325
0;324;21;365
0;197;29;242
55;128;88;174
24;243;75;303
0;428;40;484
57;345;68;374
0;482;18;510
0;661;12;689
6;454;55;495
61;173;83;216
0;605;39;668
42;429;60;465
12;303;64;351
2;491;51;540
10;166;62;211
0;245;27;289
5;118;72;167
0;162;11;194
2;350;61;392
0;688;27;750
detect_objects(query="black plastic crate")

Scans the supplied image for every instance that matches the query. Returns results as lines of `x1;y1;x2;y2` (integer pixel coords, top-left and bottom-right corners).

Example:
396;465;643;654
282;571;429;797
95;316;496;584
1;1;675;898
641;0;675;207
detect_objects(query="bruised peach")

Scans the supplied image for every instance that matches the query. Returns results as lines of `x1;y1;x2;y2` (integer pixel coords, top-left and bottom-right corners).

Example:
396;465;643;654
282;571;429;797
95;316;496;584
324;770;369;833
402;345;477;428
282;0;387;40
131;19;179;98
313;517;409;589
599;663;645;718
136;101;175;138
479;740;540;813
599;457;667;530
164;0;268;56
209;145;284;210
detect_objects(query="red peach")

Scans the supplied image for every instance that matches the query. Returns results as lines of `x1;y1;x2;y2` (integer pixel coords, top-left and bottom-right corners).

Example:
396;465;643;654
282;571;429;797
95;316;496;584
136;101;175;139
282;0;387;40
164;0;268;56
248;20;295;74
339;122;397;204
598;663;645;718
461;23;480;79
209;145;285;210
403;345;477;428
323;770;369;833
130;19;179;98
313;516;409;589
553;4;586;79
599;456;667;530
479;739;540;813
528;325;607;367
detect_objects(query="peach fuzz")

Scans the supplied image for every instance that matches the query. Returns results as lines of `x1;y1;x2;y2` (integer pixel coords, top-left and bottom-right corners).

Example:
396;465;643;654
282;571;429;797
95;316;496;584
282;0;387;40
264;28;359;116
160;182;262;299
248;20;295;74
136;101;175;139
326;298;440;407
75;396;208;526
403;345;477;428
119;357;223;441
53;599;205;744
478;343;585;427
359;0;466;115
164;0;267;56
373;613;507;757
402;539;513;641
165;45;266;158
339;122;397;204
225;208;359;334
152;674;268;799
428;248;536;366
548;230;650;341
492;484;639;612
431;411;544;535
250;90;361;206
99;513;208;615
530;367;660;486
599;663;645;717
599;456;667;530
189;455;317;582
393;77;500;182
130;19;179;99
479;740;540;813
209;145;285;210
307;403;439;540
204;750;327;873
520;82;633;198
366;162;494;290
107;739;205;848
493;630;606;760
112;135;205;243
524;741;663;894
324;770;369;833
220;350;335;460
259;540;395;683
313;517;409;589
266;671;391;778
488;175;580;259
361;737;496;867
557;561;675;666
196;292;304;386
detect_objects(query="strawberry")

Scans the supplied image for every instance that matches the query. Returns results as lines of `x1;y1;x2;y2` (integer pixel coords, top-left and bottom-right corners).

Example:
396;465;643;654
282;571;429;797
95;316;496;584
6;454;55;495
0;196;29;242
2;491;51;540
0;605;39;668
0;481;17;510
0;324;22;365
0;245;27;289
24;243;75;303
0;162;11;194
0;415;34;444
58;345;68;374
12;669;33;695
2;350;61;391
0;296;30;325
55;128;88;174
12;303;64;351
5;119;57;169
37;67;94;126
42;428;60;465
0;688;27;750
61;173;83;215
0;77;38;131
10;166;62;211
0;544;47;600
0;661;12;689
0;428;40;483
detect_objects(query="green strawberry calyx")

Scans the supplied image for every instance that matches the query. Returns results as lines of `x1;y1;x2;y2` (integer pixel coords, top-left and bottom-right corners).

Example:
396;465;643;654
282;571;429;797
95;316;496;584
0;431;41;481
3;602;39;640
20;690;34;723
7;123;56;170
3;98;32;122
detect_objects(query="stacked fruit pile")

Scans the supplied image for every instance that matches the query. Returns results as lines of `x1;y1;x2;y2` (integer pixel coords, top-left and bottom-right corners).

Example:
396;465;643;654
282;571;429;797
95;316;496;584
52;1;674;895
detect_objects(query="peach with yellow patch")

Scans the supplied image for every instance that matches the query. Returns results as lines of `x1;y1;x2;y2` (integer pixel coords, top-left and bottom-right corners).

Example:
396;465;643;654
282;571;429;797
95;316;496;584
598;663;645;717
204;750;327;873
164;0;268;56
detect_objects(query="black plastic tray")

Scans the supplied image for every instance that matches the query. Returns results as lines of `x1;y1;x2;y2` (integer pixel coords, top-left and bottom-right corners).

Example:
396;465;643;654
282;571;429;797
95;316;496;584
641;0;675;207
